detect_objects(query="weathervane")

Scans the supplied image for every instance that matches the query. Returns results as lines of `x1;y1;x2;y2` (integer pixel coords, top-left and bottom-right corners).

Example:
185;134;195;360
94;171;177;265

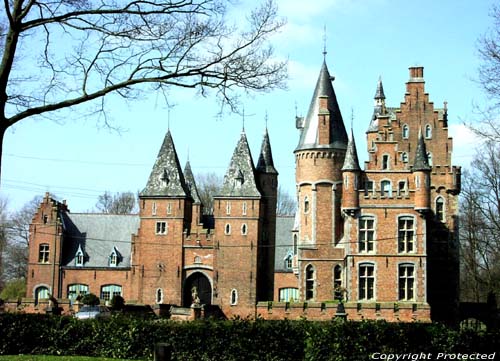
323;25;327;59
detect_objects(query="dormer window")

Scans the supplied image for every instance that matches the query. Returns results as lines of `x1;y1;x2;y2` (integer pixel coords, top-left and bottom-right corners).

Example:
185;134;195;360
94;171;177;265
75;245;84;267
160;168;169;186
382;154;389;170
284;253;293;270
109;247;120;267
401;152;408;163
235;169;244;186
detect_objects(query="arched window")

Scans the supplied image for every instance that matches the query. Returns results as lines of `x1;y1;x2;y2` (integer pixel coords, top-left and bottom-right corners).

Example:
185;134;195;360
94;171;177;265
303;196;310;213
380;180;392;197
334;265;343;300
436;197;445;222
230;289;238;305
305;265;315;301
68;284;88;302
401;152;408;163
402;124;409;139
425;124;432;139
156;288;164;304
241;223;248;235
224;223;231;235
35;286;49;305
101;284;122;302
427;152;433;166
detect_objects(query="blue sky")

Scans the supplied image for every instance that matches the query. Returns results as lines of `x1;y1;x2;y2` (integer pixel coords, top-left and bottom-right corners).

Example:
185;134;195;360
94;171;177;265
0;0;493;213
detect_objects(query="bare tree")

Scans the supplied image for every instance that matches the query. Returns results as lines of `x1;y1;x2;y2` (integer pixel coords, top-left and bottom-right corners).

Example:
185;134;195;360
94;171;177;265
0;0;287;178
459;142;500;302
2;196;41;282
0;197;8;290
196;172;222;215
472;4;500;142
277;185;296;216
96;191;137;214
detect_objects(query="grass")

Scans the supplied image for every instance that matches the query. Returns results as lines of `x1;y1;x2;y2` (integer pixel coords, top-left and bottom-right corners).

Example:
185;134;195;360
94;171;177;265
0;356;140;361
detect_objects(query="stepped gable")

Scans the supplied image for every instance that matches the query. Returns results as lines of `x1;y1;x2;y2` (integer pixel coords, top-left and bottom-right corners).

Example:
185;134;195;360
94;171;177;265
140;130;190;198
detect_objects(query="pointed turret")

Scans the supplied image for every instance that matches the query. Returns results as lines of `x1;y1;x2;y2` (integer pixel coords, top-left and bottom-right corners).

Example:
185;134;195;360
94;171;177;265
219;132;261;197
140;130;190;197
342;130;361;171
368;77;387;133
413;130;432;171
256;128;278;175
374;76;386;101
341;130;361;214
413;130;431;212
183;161;201;204
295;60;348;151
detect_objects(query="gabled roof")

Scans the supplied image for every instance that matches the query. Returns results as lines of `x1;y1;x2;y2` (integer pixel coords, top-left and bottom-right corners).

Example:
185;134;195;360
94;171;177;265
183;160;202;204
413;130;432;171
342;129;361;171
295;60;348;151
256;128;278;175
274;216;295;272
219;132;261;198
140;130;190;198
60;213;139;268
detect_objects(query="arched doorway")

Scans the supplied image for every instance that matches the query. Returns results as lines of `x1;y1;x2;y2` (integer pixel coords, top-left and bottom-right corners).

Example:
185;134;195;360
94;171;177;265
183;272;212;306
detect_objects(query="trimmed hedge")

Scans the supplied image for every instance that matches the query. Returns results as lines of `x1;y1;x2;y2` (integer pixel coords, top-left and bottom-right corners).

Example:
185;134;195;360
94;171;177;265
0;314;498;360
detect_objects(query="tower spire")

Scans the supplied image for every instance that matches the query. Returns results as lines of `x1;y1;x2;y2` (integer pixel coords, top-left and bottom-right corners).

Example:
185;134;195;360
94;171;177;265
322;25;327;60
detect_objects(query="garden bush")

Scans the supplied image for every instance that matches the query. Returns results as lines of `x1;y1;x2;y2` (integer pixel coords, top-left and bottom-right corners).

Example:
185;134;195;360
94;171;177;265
0;313;498;360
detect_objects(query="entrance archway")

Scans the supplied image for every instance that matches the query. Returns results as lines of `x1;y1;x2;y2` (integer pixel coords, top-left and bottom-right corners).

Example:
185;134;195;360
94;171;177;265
183;272;212;306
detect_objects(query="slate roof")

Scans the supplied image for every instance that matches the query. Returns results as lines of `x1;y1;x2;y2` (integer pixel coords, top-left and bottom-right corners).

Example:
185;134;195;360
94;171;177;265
184;160;202;204
342;129;361;171
367;106;398;133
274;216;295;272
295;60;348;151
374;76;386;100
256;129;278;174
60;213;139;268
413;130;432;171
219;132;261;198
140;130;190;198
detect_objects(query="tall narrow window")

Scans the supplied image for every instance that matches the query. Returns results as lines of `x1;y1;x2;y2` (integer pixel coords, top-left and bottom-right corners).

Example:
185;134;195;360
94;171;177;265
425;124;432;139
156;288;164;304
399;264;415;301
382;154;389;170
293;234;298;255
305;265;315;301
364;180;374;196
241;224;248;235
38;244;50;263
166;202;172;214
230;289;238;305
224;223;231;235
75;247;84;267
358;264;375;300
334;265;342;300
242;202;247;216
381;180;392;197
304;196;310;213
398;216;415;253
402;124;409;139
427;152;433;166
435;197;445;222
152;202;157;216
359;217;375;252
398;181;407;196
226;201;231;215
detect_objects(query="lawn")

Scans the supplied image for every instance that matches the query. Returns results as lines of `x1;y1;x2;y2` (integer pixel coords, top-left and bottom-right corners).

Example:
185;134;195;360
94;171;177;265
0;356;139;361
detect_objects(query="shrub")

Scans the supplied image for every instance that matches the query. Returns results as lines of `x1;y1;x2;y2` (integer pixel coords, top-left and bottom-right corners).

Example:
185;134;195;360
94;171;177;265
79;293;99;306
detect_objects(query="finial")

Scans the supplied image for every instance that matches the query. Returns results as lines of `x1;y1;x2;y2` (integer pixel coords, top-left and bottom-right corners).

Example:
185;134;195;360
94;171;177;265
444;101;448;111
187;146;190;162
265;111;269;130
167;108;171;131
242;107;245;132
322;25;327;59
350;108;354;131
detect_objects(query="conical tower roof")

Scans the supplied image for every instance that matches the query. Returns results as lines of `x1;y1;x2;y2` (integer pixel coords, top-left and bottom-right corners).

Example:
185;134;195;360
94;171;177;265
368;77;386;133
256;128;278;174
183;160;202;204
342;129;361;171
413;130;432;171
295;60;348;151
374;76;386;100
219;132;261;197
140;130;190;197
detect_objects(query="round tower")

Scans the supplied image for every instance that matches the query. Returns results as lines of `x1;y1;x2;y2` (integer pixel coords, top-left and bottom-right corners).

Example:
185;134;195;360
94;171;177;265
341;130;361;214
413;131;431;212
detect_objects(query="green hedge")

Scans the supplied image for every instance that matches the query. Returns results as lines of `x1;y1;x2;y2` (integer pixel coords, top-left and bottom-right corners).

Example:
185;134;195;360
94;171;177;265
0;314;498;360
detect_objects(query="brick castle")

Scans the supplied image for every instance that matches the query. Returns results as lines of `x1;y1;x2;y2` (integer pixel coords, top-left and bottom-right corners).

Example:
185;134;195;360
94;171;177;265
24;60;461;323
